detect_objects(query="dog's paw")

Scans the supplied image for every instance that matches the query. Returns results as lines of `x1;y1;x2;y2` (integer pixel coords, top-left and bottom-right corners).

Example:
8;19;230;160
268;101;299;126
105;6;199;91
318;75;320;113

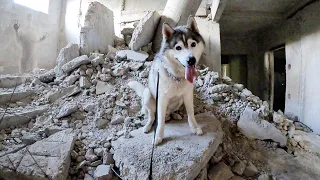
143;125;152;133
191;127;203;135
153;136;163;145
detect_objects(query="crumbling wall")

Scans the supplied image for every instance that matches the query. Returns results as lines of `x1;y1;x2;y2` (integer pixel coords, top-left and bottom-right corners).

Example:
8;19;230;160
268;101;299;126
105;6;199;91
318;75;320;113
0;0;64;74
257;1;320;133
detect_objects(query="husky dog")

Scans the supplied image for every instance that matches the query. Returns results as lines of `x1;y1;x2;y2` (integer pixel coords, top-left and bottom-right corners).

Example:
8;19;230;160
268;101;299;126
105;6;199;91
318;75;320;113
128;16;205;145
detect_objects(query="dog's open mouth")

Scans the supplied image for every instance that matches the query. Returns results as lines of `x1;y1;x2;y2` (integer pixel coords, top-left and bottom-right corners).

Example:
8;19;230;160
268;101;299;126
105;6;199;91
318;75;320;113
185;65;197;83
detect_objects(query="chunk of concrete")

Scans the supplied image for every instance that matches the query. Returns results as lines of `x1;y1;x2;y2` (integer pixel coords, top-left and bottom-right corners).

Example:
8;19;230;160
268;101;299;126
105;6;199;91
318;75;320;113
0;129;75;180
80;2;114;55
0;91;35;104
237;106;287;146
55;43;79;75
38;69;56;83
115;50;148;62
94;165;113;179
79;76;92;89
0;75;31;88
62;55;90;74
129;11;160;51
45;85;78;103
208;162;234;180
0;106;48;129
96;81;113;95
57;103;78;119
112;113;223;179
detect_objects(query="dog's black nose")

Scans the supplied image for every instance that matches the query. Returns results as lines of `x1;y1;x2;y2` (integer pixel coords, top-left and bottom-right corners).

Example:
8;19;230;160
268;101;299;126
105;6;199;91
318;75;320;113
187;57;196;66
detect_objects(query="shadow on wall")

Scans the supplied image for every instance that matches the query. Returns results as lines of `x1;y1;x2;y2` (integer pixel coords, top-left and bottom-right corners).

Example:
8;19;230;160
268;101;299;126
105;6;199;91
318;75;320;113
12;18;48;73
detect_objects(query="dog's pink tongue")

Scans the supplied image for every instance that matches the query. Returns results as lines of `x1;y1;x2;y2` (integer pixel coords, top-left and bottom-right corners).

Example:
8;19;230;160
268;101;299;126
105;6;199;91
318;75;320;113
185;66;197;83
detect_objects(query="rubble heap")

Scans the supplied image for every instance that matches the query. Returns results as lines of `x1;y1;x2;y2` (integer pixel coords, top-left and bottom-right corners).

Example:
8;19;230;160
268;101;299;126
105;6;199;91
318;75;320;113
0;6;320;180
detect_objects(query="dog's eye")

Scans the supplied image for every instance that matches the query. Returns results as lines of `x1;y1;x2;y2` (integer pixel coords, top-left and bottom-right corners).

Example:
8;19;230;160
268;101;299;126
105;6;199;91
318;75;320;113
176;46;181;51
191;42;196;47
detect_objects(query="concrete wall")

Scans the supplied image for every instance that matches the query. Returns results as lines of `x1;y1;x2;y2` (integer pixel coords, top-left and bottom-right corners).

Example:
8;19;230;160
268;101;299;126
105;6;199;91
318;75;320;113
0;0;64;74
221;35;261;96
257;1;320;133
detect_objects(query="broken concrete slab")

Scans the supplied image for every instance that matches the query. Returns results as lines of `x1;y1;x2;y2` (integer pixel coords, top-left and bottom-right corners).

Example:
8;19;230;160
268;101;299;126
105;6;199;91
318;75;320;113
115;50;148;62
57;103;78;119
55;43;79;75
129;11;161;51
293;132;320;155
208;162;234;180
0;91;35;105
62;55;90;74
237;106;287;146
0;129;75;180
0;75;32;88
37;69;56;83
112;113;223;179
96;81;113;95
45;85;78;103
0;106;48;129
80;2;114;55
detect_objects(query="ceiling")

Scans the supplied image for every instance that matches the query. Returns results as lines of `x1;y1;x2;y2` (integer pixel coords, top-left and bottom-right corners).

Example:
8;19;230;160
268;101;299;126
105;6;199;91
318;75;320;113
218;0;314;36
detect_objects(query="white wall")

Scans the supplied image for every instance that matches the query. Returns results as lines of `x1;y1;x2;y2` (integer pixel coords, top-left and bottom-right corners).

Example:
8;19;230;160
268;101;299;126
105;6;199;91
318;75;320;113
257;1;320;133
0;0;64;74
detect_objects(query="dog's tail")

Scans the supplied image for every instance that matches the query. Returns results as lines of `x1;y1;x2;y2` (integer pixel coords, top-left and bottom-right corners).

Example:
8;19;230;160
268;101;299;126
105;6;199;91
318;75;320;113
128;81;145;98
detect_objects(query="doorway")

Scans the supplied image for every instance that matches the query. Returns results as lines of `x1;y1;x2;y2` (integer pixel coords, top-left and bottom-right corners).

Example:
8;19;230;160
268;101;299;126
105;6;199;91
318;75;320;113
264;47;286;112
221;55;248;86
273;47;286;112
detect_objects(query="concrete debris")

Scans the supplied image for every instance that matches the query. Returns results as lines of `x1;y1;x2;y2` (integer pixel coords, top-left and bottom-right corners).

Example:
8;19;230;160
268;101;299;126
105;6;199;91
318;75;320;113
231;161;246;175
55;43;79;75
96;81;113;95
57;103;78;119
0;106;48;129
112;113;223;179
121;28;134;36
0;75;31;88
79;76;92;89
0;91;35;104
85;149;98;162
0;129;75;180
115;50;149;62
45;85;78;102
80;2;114;55
208;162;234;180
129;11;161;51
94;165;113;179
38;69;56;83
62;55;90;74
237;106;287;146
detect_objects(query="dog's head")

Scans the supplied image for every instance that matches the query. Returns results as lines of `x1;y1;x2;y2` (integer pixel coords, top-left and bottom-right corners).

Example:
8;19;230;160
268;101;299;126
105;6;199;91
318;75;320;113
161;16;205;83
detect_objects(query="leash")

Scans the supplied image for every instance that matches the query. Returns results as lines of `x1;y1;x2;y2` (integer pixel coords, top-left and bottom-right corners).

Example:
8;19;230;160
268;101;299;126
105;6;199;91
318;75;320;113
148;71;160;180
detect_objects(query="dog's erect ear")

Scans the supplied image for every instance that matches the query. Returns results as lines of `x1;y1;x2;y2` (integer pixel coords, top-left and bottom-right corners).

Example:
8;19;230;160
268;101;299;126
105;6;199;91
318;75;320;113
187;16;199;33
162;23;174;40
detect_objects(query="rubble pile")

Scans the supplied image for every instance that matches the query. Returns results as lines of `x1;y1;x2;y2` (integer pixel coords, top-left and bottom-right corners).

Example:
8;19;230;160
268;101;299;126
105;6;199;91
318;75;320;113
0;6;320;180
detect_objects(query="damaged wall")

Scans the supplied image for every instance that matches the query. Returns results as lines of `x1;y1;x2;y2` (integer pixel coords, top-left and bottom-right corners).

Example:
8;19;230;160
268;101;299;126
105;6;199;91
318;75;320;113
257;1;320;133
0;0;64;74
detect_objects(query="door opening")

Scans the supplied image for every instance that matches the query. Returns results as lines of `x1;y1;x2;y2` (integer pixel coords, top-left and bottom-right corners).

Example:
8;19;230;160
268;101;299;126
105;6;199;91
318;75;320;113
221;55;248;87
273;47;286;112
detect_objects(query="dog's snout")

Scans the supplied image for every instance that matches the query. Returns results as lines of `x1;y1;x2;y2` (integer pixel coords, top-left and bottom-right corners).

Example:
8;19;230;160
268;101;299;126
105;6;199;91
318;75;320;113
187;57;196;66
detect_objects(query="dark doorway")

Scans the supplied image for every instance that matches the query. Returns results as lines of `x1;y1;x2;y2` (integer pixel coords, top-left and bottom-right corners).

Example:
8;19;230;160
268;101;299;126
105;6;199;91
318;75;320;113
221;55;248;87
273;47;286;112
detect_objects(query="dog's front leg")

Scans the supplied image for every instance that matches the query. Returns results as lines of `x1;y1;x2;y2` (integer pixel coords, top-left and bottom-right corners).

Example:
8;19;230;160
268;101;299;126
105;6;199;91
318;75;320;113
154;94;168;145
183;89;203;135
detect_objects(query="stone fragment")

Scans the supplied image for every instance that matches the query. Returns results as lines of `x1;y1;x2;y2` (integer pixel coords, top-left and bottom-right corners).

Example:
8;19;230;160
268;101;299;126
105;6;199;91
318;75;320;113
85;149;98;162
38;69;56;83
103;151;115;165
0;91;35;104
79;76;92;89
112;113;223;179
0;106;48;129
63;74;79;86
241;88;252;98
237;106;287;146
45;85;78;103
0;129;75;180
96;81;113;95
243;161;258;177
273;111;284;124
128;61;143;71
111;115;125;125
232;161;246;175
62;55;90;74
91;56;104;67
0;75;31;88
57;103;78;119
129;11;160;51
112;67;127;77
55;43;79;75
233;83;244;91
258;174;272;180
94;165;113;179
80;2;114;55
121;28;134;36
115;50;149;62
99;74;112;82
209;84;231;93
208;162;234;180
